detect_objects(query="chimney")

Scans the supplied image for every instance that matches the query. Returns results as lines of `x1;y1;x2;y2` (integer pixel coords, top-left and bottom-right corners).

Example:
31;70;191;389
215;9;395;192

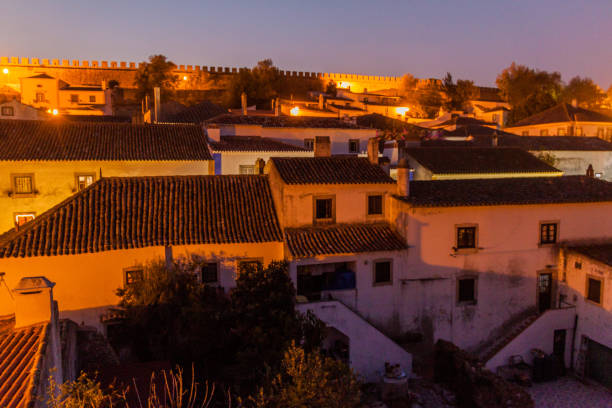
367;138;379;165
254;158;265;175
275;97;281;116
13;276;63;387
586;164;594;178
314;136;331;157
241;92;247;115
153;86;161;123
571;99;578;108
207;126;221;142
397;158;410;197
318;93;325;110
492;131;498;147
379;156;390;175
13;276;56;328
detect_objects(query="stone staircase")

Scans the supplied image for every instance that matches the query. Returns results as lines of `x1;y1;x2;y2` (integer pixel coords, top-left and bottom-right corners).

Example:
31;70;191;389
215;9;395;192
475;311;540;364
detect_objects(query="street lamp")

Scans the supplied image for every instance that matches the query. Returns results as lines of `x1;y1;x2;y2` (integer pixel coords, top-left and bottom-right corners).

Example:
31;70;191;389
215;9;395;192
2;68;8;74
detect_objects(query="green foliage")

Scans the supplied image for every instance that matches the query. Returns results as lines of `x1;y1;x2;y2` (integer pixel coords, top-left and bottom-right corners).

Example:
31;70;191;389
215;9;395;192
417;87;443;119
325;80;337;97
496;62;562;124
440;72;477;112
134;54;178;102
246;342;362;408
225;59;322;109
561;76;604;108
47;372;125;408
114;258;232;377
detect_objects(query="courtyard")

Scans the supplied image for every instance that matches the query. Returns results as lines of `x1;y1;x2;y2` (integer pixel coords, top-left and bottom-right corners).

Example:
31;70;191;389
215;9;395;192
528;377;612;408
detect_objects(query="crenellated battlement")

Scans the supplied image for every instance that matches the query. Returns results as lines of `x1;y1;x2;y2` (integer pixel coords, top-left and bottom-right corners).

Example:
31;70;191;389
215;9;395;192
0;56;403;83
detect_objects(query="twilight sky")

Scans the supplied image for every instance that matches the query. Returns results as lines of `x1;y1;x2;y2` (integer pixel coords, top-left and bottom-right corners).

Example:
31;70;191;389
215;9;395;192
3;0;611;87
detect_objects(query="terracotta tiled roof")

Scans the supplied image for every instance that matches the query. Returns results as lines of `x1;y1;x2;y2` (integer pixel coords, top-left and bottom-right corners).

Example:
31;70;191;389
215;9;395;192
161;101;227;123
62;115;132;123
0;323;48;408
0;176;282;258
25;73;54;79
432;116;497;129
511;103;612;127
566;243;612;267
210;136;310;152
0;119;212;161
405;147;561;174
402;176;612;207
285;223;408;258
421;132;612;151
356;113;428;138
207;114;366;129
473;87;505;102
270;157;394;184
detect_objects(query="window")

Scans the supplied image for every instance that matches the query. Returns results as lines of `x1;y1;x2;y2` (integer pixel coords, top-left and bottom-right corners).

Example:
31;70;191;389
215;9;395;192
75;174;95;191
557;128;566;136
373;260;392;285
367;194;383;216
314;196;334;223
89;95;96;103
540;222;558;244
304;138;314;150
457;277;477;304
456;226;477;250
586;276;603;305
237;259;263;273
575;127;583;136
124;268;144;286
239;165;255;175
70;94;78;103
201;262;219;284
606;128;612;142
1;106;14;116
12;174;34;196
492;114;499;123
574;261;582;269
14;213;35;227
597;128;604;138
521;131;529;136
540;129;549;136
348;139;360;154
35;92;45;103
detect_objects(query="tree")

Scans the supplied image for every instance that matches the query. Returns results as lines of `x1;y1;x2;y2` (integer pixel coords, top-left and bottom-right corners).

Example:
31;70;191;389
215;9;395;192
325;80;337;97
47;372;125;408
496;63;562;124
417;87;443;118
440;72;477;112
247;342;362;408
134;54;178;102
561;76;604;108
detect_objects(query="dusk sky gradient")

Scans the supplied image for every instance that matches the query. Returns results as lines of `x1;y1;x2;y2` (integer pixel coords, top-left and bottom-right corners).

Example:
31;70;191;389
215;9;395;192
3;0;611;87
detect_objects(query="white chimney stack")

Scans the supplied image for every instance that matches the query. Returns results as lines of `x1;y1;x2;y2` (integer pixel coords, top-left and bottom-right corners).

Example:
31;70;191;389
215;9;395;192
207;127;221;142
13;276;56;328
241;92;248;115
318;93;325;110
314;136;331;157
397;158;410;197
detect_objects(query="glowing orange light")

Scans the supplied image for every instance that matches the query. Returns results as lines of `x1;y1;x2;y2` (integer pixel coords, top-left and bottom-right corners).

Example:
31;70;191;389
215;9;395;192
395;107;410;115
52;109;58;116
183;76;188;81
338;82;350;89
290;106;300;116
2;68;8;74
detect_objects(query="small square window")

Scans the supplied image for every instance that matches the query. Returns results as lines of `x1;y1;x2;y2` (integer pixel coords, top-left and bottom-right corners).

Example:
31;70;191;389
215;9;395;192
70;94;78;103
1;106;14;116
239;165;255;175
575;127;583;136
348;139;360;154
521;131;529;136
201;263;219;283
124;269;144;286
238;259;263;273
76;174;95;191
12;174;34;195
557;128;566;136
314;197;334;222
540;129;549;136
574;261;582;269
373;260;392;285
456;226;476;249
597;128;604;138
540;222;558;244
89;95;96;103
458;278;476;303
586;277;602;304
304;138;314;150
367;195;383;216
14;213;35;227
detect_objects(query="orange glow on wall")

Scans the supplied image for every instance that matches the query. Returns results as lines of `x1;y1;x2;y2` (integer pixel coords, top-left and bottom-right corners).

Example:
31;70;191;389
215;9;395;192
395;107;410;116
338;82;350;89
290;106;300;116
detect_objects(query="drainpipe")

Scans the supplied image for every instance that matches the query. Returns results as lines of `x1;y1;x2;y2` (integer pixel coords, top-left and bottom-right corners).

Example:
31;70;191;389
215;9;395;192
570;314;578;370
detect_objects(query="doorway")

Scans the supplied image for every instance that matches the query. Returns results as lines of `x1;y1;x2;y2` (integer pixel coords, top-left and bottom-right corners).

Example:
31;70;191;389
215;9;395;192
538;272;552;313
585;337;612;390
553;329;566;373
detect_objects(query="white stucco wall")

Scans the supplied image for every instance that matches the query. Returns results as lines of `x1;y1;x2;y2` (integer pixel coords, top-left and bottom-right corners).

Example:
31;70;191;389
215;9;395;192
213;150;313;175
534;150;612;181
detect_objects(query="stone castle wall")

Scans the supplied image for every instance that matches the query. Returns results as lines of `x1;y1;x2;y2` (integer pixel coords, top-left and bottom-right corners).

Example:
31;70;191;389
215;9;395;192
0;56;403;93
